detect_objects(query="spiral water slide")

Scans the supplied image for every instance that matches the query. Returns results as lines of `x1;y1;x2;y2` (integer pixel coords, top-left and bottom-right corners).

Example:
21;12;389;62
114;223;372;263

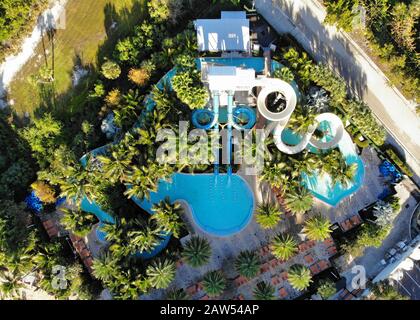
256;78;344;154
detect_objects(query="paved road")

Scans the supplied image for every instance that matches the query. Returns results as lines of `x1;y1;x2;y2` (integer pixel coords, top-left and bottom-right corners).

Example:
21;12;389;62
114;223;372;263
256;0;420;185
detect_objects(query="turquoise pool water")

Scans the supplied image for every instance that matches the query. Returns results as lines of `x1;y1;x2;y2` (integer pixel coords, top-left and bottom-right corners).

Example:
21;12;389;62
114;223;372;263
132;174;255;237
281;123;365;207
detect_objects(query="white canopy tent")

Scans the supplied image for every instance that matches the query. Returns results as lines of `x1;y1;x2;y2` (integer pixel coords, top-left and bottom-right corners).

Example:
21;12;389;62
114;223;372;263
195;11;250;52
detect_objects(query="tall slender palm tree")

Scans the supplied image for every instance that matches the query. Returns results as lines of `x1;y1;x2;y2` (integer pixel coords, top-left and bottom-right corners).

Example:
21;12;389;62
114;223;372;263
302;214;333;241
284;186;313;215
235;251;260;279
331;161;357;188
127;223;163;255
60;208;97;238
255;202;283;229
253;281;276;300
288;264;313;291
97;151;131;184
270;233;298;260
151;197;184;238
146;259;176;290
182;236;212;268
202;270;226;298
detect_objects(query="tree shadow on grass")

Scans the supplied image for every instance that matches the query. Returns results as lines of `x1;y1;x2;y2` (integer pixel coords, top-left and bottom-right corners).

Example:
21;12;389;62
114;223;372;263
27;1;148;143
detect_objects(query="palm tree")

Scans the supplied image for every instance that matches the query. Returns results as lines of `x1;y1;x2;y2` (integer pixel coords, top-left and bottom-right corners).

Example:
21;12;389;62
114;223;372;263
0;271;23;299
92;252;120;282
97;150;131;184
260;162;290;191
166;288;189;300
270;233;298;260
59;172;92;206
127;223;163;255
235;251;260;279
284;186;313;215
253;281;276;300
302;214;333;241
60;208;97;238
331;161;357;188
288;265;313;291
182;236;212;268
146;259;176;290
255;202;283;229
151;197;184;238
202;270;226;298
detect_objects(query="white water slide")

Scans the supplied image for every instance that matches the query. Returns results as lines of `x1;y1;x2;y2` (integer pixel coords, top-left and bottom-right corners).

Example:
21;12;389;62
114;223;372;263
255;78;344;154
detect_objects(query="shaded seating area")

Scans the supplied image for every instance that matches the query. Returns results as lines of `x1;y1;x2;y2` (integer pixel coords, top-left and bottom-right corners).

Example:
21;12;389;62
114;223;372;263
322;237;338;257
298;240;317;253
309;260;331;275
339;214;362;232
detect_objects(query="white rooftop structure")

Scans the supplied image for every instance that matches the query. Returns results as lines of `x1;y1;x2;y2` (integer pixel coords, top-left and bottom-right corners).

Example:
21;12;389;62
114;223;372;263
194;11;250;52
206;65;255;92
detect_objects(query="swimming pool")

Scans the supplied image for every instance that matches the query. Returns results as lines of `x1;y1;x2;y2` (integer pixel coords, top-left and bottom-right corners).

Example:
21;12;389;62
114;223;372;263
132;174;255;237
281;123;365;207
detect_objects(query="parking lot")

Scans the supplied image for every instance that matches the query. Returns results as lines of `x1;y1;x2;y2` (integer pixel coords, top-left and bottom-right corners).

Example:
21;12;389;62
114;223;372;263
396;261;420;300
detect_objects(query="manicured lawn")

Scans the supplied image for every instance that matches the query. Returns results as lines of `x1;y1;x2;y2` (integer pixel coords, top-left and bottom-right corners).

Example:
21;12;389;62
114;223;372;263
9;0;146;115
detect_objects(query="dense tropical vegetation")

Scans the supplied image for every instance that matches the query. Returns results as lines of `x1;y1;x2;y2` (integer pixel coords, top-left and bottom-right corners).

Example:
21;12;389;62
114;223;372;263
322;0;420;101
369;280;409;300
317;279;337;299
0;0;48;60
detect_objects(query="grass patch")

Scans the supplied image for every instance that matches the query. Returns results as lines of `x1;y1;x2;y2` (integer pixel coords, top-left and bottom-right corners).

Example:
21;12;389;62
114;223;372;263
8;0;146;115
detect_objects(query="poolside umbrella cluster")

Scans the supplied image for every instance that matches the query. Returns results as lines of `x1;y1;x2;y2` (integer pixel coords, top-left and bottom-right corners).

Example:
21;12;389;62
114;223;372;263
379;160;402;183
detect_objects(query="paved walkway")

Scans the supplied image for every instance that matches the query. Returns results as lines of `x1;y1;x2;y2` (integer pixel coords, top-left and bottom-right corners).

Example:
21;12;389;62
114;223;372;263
255;0;420;185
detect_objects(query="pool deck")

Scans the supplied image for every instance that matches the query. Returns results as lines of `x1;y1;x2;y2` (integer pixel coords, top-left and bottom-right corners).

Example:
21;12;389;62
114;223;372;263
141;145;417;300
313;147;392;224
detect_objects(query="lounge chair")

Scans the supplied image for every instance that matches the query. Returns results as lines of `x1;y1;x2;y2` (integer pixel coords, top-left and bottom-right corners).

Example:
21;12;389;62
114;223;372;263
304;254;314;264
186;285;197;296
279;287;288;298
280;271;288;281
309;264;320;275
